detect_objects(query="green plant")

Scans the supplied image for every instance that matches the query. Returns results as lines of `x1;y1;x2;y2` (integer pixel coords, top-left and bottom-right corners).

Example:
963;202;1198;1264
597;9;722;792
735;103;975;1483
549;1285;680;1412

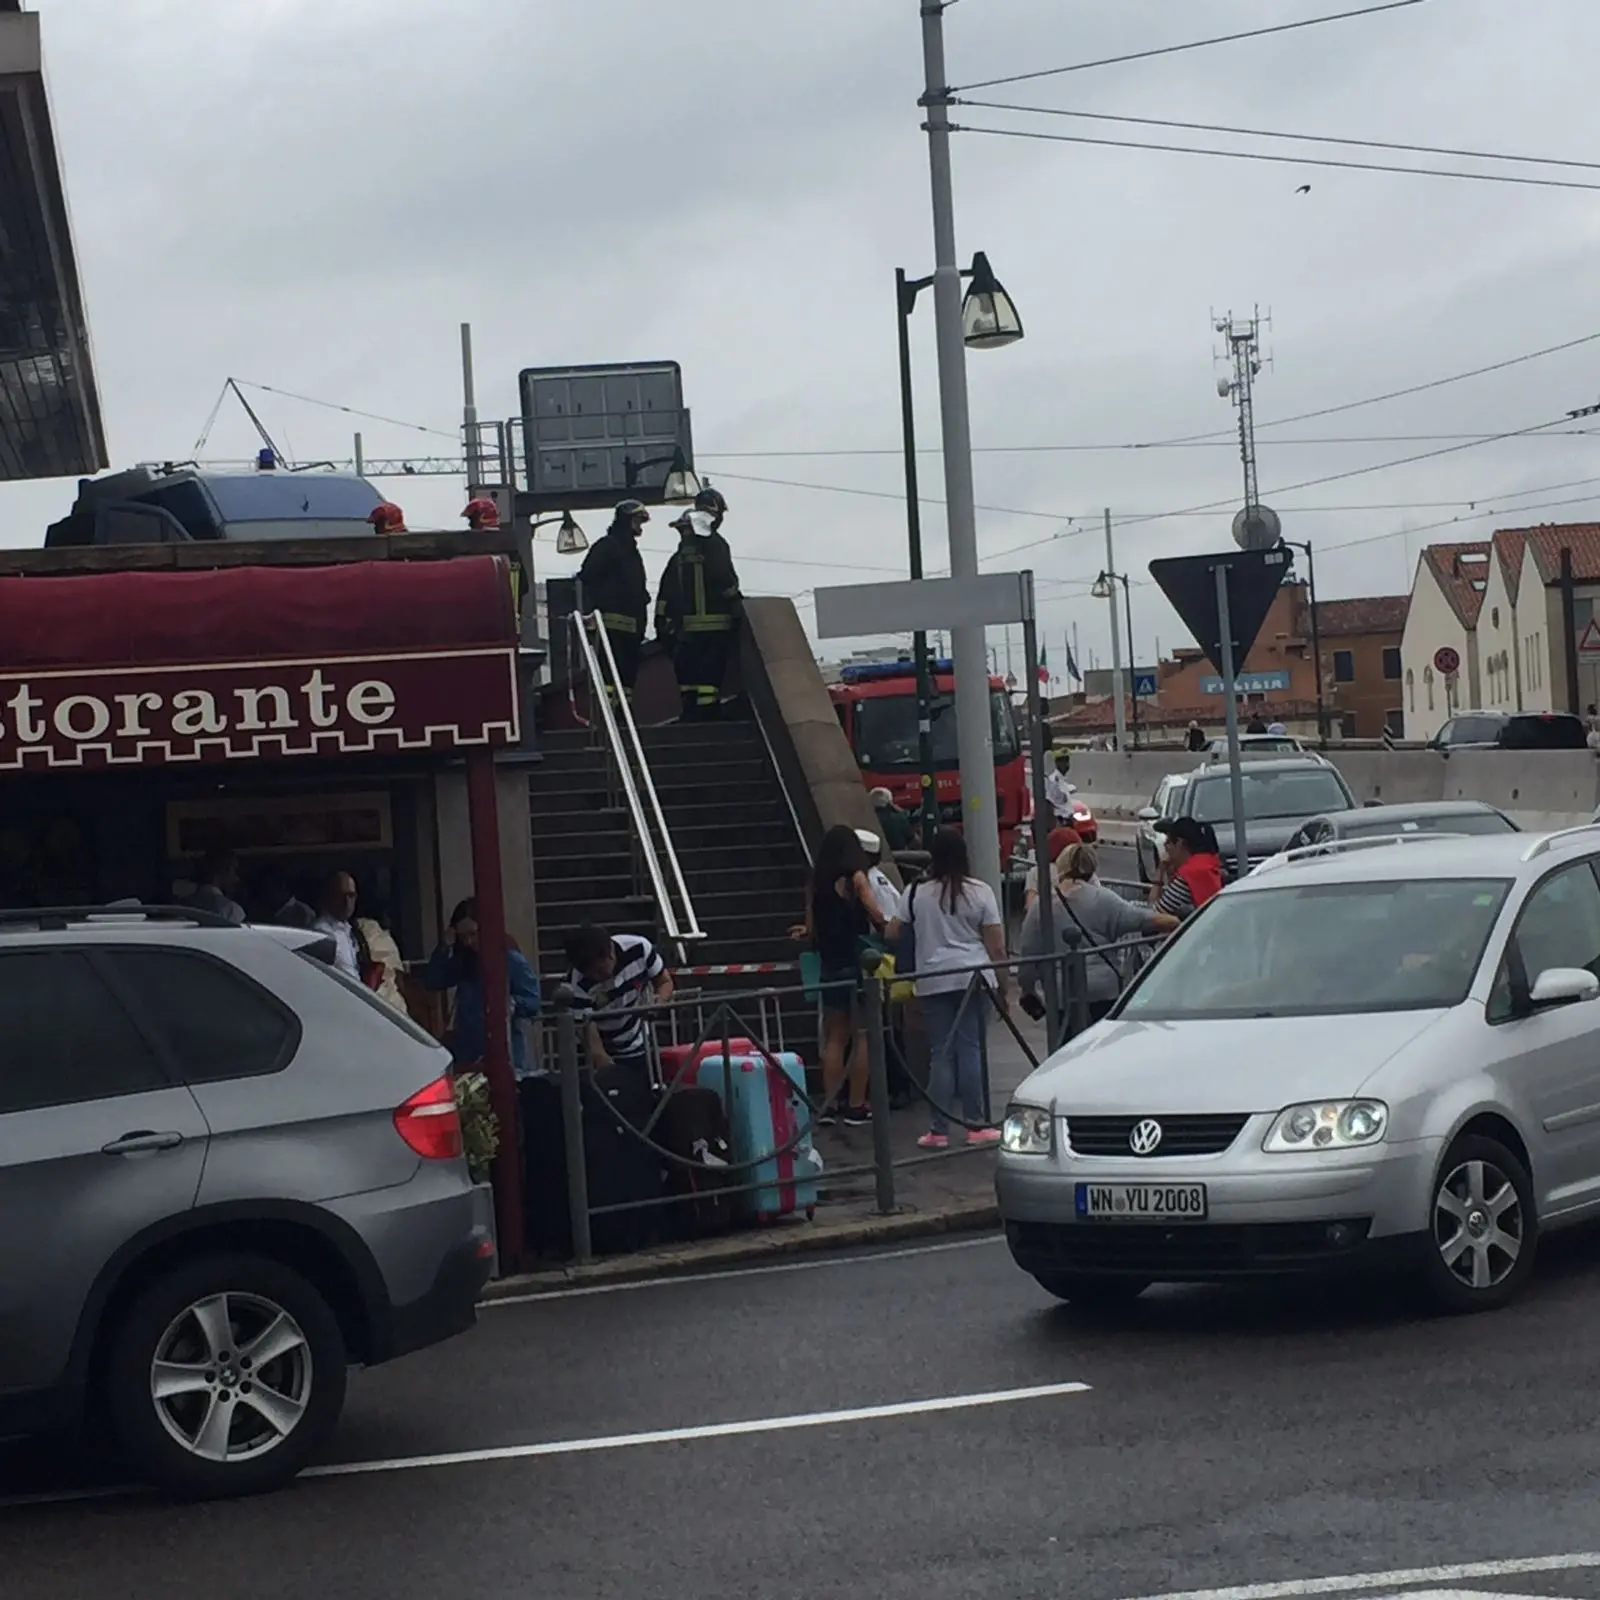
453;1071;501;1185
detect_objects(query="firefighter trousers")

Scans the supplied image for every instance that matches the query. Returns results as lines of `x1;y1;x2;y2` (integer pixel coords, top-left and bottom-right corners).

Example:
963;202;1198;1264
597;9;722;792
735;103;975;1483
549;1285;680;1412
671;630;732;721
592;617;641;704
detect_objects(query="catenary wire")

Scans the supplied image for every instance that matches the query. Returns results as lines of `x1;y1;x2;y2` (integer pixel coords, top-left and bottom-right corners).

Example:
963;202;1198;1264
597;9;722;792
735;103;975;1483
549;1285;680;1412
958;101;1600;174
951;0;1433;92
957;123;1600;193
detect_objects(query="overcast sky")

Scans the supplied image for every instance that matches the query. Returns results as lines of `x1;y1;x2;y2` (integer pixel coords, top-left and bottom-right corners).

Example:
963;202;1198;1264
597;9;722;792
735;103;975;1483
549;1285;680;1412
21;0;1600;674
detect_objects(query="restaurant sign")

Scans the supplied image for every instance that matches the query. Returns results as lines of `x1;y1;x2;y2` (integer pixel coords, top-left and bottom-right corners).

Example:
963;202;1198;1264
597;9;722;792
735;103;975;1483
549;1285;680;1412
0;647;520;771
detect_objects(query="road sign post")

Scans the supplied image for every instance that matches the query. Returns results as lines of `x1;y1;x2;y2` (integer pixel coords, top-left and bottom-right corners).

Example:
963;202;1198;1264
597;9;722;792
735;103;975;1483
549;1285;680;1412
1215;565;1249;871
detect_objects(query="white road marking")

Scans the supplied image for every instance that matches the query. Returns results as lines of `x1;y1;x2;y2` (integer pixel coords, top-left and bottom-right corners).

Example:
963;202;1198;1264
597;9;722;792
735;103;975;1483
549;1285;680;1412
303;1381;1090;1480
483;1232;1004;1306
1119;1552;1600;1600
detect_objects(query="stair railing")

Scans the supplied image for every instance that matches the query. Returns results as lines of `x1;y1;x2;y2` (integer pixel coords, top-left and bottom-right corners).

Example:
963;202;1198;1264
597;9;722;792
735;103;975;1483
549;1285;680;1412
569;611;705;962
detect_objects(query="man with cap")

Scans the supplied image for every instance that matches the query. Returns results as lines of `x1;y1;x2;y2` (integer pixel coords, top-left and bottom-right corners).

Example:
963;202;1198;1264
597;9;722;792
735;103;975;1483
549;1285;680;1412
655;486;744;721
578;500;652;703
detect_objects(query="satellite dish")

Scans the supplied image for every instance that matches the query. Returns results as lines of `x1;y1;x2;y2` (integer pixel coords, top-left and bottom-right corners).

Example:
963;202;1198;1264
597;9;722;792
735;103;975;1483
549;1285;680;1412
1232;503;1282;551
1216;376;1233;399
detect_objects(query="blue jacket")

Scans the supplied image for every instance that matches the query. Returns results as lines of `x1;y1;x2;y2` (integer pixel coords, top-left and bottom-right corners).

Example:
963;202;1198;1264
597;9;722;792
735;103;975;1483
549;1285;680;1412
423;943;542;1077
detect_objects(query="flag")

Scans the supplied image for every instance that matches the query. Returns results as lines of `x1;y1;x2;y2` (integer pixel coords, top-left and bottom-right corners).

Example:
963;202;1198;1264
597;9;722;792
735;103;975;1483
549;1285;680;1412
1064;640;1082;684
1037;645;1050;685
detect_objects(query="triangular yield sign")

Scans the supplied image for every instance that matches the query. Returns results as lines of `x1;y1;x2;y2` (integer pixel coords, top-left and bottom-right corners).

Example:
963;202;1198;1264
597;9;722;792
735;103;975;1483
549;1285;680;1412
1147;546;1291;678
1578;617;1600;659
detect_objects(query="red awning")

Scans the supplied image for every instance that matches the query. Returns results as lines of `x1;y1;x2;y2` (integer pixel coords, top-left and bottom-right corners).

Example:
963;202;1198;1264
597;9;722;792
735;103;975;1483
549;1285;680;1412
0;555;517;670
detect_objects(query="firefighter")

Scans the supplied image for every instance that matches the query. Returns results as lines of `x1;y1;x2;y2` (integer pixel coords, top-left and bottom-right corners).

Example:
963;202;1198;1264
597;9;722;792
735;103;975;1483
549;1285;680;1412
368;502;407;535
461;497;501;532
577;499;651;701
656;486;742;721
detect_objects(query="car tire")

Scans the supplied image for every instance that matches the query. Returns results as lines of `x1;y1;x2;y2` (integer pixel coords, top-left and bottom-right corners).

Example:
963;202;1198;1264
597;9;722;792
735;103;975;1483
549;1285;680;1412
1034;1272;1151;1308
1419;1135;1537;1314
105;1252;348;1499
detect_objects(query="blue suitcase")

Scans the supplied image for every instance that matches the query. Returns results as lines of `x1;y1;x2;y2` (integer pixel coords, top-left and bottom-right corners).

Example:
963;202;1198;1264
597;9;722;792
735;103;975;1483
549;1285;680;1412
683;1048;820;1220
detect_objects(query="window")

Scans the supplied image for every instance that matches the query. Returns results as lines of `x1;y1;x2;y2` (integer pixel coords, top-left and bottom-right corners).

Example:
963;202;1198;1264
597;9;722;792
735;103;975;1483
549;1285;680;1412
0;950;168;1114
1340;712;1358;738
1120;877;1510;1020
105;948;299;1083
1489;862;1600;1023
852;689;1019;771
1385;708;1405;738
1406;669;1415;713
1424;666;1435;711
1332;650;1356;683
1382;647;1402;681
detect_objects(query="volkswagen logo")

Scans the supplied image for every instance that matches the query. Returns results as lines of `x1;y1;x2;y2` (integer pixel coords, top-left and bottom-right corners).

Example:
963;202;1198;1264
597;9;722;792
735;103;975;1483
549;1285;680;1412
1128;1118;1164;1156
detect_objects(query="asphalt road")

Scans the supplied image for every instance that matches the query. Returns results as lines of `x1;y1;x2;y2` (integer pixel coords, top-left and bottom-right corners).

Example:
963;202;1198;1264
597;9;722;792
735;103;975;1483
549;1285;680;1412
11;1229;1600;1600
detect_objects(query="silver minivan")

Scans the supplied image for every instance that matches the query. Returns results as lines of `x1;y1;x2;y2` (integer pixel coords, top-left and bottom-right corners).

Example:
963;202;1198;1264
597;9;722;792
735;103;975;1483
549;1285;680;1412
0;909;491;1497
998;828;1600;1313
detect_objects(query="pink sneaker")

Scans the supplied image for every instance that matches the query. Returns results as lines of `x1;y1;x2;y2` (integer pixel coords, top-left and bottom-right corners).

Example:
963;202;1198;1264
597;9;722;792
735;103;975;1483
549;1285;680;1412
967;1128;1002;1147
916;1132;950;1150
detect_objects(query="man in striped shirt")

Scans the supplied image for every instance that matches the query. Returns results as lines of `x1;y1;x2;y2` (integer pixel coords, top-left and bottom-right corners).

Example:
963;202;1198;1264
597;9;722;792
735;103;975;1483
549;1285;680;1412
564;925;675;1071
1150;817;1225;920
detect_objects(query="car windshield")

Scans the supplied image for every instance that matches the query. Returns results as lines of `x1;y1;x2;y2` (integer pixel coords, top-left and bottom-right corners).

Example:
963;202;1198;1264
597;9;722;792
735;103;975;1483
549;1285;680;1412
205;475;384;524
1120;877;1511;1019
1190;768;1350;823
853;689;1020;770
1340;811;1515;840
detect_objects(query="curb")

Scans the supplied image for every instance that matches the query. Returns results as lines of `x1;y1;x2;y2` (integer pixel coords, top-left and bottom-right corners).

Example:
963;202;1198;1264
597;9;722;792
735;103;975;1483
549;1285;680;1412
480;1198;1002;1300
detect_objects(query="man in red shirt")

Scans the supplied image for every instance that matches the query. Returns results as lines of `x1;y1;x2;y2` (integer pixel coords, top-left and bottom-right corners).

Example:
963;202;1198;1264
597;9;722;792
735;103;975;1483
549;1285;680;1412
1152;817;1225;919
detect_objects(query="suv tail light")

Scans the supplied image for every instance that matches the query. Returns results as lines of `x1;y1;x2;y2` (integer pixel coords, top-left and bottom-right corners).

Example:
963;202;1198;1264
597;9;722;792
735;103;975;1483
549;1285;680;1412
394;1076;464;1161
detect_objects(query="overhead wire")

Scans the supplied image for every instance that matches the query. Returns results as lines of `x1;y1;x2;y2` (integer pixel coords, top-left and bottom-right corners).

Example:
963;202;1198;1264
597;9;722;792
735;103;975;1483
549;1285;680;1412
951;0;1433;92
957;124;1600;194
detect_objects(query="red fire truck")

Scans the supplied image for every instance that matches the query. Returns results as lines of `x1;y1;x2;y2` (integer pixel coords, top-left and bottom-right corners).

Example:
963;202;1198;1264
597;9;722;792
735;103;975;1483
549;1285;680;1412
828;658;1030;859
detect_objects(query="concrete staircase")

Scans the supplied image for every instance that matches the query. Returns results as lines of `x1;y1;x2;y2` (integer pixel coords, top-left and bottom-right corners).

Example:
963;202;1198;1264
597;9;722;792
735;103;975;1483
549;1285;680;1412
528;714;817;1059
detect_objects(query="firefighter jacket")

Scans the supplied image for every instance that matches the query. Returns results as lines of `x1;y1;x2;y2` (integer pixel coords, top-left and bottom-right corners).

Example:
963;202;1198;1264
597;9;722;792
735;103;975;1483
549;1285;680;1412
655;529;743;640
576;529;649;637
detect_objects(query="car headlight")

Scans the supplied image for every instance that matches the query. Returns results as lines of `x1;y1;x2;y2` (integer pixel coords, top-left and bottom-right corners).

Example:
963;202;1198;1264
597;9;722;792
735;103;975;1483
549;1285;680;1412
1001;1105;1054;1155
1263;1100;1388;1153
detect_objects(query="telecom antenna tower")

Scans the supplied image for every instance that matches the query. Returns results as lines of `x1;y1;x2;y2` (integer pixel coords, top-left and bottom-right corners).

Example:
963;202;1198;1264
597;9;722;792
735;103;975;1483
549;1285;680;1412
1214;308;1280;550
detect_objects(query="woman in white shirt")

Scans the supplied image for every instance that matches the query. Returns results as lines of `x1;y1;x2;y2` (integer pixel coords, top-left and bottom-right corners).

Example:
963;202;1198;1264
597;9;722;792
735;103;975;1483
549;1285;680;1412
889;829;1013;1151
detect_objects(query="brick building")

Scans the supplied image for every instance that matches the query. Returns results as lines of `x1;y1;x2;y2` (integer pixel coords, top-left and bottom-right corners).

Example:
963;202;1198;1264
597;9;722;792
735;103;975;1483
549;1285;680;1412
1318;596;1408;739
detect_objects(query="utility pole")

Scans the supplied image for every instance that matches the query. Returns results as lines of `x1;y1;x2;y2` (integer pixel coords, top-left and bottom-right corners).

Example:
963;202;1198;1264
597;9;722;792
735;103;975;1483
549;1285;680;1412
919;0;1002;894
461;322;483;498
1216;309;1268;518
1103;509;1128;753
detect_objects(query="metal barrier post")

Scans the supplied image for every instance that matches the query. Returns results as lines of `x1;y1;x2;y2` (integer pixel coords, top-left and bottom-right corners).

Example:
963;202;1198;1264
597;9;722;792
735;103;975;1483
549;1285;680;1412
863;978;897;1215
974;974;993;1125
1065;949;1091;1040
557;1010;593;1264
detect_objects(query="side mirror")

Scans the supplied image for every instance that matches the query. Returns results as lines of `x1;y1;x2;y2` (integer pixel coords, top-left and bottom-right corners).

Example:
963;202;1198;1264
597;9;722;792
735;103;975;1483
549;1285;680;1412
1137;806;1159;823
1529;968;1600;1009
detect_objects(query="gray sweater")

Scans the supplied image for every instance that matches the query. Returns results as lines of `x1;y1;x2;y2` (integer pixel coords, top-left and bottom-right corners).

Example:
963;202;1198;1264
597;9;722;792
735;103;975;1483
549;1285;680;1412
1020;880;1166;1003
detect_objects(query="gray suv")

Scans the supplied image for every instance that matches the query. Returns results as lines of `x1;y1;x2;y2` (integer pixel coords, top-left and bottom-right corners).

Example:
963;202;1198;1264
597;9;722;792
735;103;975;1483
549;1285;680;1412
0;908;492;1498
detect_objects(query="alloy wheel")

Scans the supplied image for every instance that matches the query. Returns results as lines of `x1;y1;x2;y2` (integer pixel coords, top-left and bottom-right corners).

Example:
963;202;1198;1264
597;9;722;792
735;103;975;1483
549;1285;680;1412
148;1292;314;1463
1434;1157;1523;1292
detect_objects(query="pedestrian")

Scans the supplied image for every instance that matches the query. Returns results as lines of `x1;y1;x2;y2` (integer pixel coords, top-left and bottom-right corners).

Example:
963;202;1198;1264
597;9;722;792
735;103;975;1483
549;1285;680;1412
789;824;886;1124
355;900;410;1017
312;869;366;980
563;923;674;1075
655;487;743;721
1246;710;1268;735
1023;824;1083;909
424;898;542;1076
1185;720;1208;753
1044;749;1077;825
889;828;1011;1151
1266;720;1288;737
1032;843;1179;1026
870;786;913;853
577;499;651;704
1151;817;1225;919
187;847;245;925
854;827;902;921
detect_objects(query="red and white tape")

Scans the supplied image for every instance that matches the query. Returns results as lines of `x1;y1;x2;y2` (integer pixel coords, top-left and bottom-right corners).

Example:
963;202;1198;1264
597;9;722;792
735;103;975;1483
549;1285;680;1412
672;961;800;977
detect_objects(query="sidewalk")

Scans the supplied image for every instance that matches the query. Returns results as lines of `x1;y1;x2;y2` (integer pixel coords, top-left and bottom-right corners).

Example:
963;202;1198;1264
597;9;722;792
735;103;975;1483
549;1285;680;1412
482;1012;1046;1299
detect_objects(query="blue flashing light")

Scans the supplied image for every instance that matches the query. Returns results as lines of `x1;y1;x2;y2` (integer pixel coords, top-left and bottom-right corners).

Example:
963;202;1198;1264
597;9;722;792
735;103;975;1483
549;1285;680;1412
839;657;955;685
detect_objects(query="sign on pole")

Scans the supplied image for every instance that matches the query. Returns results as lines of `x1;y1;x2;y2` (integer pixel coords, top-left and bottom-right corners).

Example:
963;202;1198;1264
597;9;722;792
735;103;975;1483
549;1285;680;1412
1578;620;1600;662
813;571;1033;638
1147;546;1290;678
1432;645;1461;676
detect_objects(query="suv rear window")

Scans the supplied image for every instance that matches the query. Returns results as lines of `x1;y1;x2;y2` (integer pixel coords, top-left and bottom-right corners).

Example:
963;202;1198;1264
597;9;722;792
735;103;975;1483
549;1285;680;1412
1502;713;1587;750
295;949;444;1049
0;950;168;1113
104;949;300;1083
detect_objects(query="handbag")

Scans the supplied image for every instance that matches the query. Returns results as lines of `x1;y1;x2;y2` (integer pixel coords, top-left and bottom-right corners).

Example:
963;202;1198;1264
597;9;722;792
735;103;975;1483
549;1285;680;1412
799;950;823;1003
1057;888;1129;986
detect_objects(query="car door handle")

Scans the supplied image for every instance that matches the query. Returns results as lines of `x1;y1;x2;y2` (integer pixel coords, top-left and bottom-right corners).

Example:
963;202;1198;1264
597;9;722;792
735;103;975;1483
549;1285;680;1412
102;1130;185;1155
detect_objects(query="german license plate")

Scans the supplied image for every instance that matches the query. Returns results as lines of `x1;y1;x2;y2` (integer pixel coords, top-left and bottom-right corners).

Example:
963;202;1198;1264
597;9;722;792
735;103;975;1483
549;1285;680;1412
1075;1182;1207;1221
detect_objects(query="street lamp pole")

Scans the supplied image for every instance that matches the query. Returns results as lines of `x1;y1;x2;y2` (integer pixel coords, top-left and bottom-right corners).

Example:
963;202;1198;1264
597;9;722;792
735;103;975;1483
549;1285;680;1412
896;267;941;849
1122;573;1140;751
1102;509;1128;753
920;0;1001;893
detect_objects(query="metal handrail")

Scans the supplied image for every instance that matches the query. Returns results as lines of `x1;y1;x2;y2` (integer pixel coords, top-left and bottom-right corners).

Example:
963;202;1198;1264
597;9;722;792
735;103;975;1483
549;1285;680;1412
569;612;705;956
1251;831;1473;875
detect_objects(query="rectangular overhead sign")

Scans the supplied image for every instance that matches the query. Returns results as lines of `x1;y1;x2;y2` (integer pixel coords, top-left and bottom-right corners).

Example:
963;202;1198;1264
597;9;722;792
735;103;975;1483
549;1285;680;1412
1199;670;1291;696
814;572;1033;640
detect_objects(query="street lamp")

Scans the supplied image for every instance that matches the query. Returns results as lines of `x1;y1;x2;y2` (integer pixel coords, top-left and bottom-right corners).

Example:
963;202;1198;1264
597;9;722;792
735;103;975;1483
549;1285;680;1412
530;510;588;554
1092;569;1140;750
622;446;701;505
1279;538;1326;745
896;252;1025;847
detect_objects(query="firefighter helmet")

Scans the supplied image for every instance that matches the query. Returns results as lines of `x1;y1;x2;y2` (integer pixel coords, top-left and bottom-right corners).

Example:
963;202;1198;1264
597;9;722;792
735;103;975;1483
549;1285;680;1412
694;486;728;516
369;502;407;534
461;496;501;530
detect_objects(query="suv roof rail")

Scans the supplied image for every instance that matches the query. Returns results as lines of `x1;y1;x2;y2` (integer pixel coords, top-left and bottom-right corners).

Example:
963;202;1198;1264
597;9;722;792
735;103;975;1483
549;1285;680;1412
0;903;240;931
1521;823;1600;862
1251;832;1472;876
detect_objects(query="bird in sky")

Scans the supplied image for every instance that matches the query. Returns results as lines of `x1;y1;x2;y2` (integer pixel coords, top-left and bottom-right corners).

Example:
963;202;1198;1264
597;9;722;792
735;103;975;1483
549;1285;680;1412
1295;183;1312;194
